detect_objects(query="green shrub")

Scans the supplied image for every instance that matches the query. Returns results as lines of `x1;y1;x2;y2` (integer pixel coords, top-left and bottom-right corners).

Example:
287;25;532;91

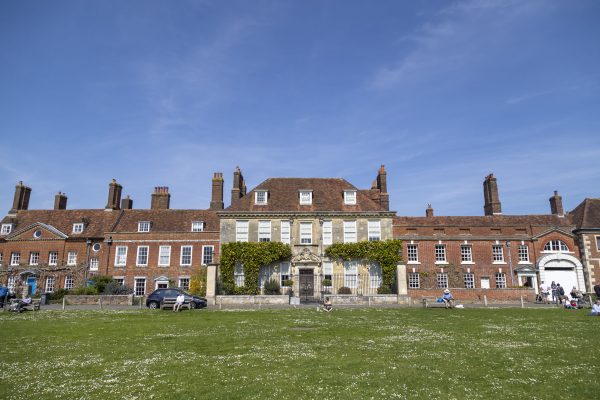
338;286;352;295
377;285;393;294
217;280;235;295
263;279;281;295
189;267;207;296
90;275;114;294
73;286;98;295
322;279;332;287
103;282;133;295
48;289;71;301
282;279;294;287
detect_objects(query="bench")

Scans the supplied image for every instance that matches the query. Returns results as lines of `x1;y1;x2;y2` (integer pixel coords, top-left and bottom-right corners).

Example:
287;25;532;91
422;297;450;308
9;298;41;312
160;297;193;310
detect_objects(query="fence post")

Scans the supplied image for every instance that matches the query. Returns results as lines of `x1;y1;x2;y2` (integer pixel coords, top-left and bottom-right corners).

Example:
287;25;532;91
99;296;103;310
62;296;66;310
484;295;488;307
520;295;524;308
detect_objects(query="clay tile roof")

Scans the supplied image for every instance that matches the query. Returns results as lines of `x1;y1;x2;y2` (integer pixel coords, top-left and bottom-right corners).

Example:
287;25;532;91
112;209;219;232
570;198;600;229
224;178;386;213
1;210;121;238
393;214;575;228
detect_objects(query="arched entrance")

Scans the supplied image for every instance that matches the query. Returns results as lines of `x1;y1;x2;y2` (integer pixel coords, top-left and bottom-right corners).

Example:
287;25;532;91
538;253;584;297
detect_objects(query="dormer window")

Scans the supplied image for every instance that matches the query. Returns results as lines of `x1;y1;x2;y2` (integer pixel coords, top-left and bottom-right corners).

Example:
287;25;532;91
72;223;84;234
1;224;13;235
255;190;268;205
138;221;151;232
344;190;357;205
191;221;204;232
299;190;313;205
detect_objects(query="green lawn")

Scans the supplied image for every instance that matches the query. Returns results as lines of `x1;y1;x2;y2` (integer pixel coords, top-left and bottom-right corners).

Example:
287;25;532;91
0;307;597;399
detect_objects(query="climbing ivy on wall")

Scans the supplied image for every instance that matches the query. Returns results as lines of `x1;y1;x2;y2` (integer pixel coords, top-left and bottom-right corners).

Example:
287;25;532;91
325;240;403;292
220;242;292;295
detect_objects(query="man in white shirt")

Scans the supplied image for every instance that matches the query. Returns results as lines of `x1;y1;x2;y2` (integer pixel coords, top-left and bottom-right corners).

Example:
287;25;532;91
590;300;600;316
174;293;185;312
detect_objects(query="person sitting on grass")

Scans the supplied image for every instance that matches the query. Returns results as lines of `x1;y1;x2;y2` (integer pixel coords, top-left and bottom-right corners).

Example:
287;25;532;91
442;289;455;309
173;293;185;312
322;297;333;313
589;300;600;316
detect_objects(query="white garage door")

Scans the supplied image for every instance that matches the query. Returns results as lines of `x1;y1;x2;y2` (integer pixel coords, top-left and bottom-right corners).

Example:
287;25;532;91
544;268;578;297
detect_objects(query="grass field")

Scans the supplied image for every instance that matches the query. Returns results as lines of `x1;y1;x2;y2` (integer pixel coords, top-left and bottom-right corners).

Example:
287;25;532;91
0;307;598;400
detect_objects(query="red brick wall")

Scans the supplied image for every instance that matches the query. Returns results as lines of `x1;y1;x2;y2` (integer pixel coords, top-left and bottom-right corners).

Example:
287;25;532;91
409;288;535;303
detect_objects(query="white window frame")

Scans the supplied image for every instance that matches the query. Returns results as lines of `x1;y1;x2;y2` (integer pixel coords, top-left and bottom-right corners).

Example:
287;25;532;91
408;273;420;289
543;240;569;252
344;260;358;288
368;220;381;241
234;262;245;287
179;277;190;291
48;251;58;266
191;221;204;232
464;273;475;289
300;222;312;244
322;220;333;245
72;223;84;234
492;245;505;263
236;220;249;242
407;244;419;263
202;245;214;265
134;278;147;296
255;190;268;205
8;276;17;293
158;246;171;266
114;277;125;287
67;251;77;266
322;261;333;283
258;220;271;242
461;245;473;263
299;191;313;205
1;224;13;235
435;245;446;263
596;236;600;251
343;220;357;243
89;258;99;271
280;220;291;244
64;275;74;290
136;246;149;266
114;246;128;267
495;272;506;289
29;252;39;266
518;245;529;262
280;262;290;287
369;262;382;289
344;190;357;205
138;221;151;232
45;276;55;293
437;272;448;289
180;245;193;266
11;252;20;266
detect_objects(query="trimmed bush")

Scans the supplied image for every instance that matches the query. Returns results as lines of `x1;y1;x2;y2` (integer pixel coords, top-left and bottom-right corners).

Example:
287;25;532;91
377;285;393;294
263;279;281;295
338;286;352;295
48;289;71;301
103;282;134;295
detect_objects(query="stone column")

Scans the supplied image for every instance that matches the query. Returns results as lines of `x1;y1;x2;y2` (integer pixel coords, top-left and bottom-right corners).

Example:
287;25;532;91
396;264;407;295
206;264;218;306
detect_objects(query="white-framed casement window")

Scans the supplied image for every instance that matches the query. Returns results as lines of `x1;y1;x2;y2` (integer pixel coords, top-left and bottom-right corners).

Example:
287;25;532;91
495;272;506;288
343;220;357;243
138;221;151;232
344;190;357;205
234;262;245;287
45;276;55;293
255;190;268;205
258;220;271;242
114;246;128;267
407;244;419;263
7;276;17;293
64;275;74;290
299;191;312;205
322;220;333;245
136;246;149;266
29;252;40;265
518;245;529;262
322;261;333;285
343;260;358;288
300;222;312;244
596;236;600;251
492;245;504;263
464;273;475;289
1;224;13;235
191;221;204;232
134;278;146;296
435;245;446;263
72;223;84;234
202;245;214;265
114;277;125;287
543;240;569;252
48;251;58;266
90;258;99;271
158;246;171;266
461;245;473;263
369;262;382;289
408;273;420;289
180;246;192;266
236;220;249;242
11;252;20;266
280;262;290;287
280;220;291;244
368;220;381;241
437;272;448;289
67;251;77;266
179;277;190;291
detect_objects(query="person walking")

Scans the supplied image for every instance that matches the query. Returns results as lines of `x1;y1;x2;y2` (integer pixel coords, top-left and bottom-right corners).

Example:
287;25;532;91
556;283;567;305
551;281;557;303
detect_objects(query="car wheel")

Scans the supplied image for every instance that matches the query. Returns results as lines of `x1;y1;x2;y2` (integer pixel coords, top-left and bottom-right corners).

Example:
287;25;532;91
148;301;159;310
191;302;199;309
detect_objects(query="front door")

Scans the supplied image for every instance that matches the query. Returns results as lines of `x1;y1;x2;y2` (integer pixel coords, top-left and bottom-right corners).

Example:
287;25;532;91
299;269;314;302
26;277;37;296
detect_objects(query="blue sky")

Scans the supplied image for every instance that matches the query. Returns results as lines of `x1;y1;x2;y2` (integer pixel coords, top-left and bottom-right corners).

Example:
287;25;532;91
1;0;599;216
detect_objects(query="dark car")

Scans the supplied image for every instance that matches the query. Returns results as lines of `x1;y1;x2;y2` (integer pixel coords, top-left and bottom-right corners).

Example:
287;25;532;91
146;288;207;310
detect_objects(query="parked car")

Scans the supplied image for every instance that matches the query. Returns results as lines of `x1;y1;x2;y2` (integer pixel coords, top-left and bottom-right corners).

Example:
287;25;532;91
145;288;207;309
0;286;15;308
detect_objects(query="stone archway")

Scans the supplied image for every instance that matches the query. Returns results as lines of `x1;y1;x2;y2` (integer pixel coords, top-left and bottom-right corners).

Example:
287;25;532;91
538;253;584;295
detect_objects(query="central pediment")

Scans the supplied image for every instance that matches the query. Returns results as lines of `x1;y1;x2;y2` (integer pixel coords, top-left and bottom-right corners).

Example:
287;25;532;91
291;247;321;264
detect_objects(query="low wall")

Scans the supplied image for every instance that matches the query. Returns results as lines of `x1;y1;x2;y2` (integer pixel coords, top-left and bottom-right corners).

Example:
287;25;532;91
327;294;399;305
216;295;289;305
408;288;535;303
64;295;134;305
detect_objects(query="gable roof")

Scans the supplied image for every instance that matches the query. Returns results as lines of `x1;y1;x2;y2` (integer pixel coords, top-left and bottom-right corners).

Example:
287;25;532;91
223;178;387;213
393;214;575;228
5;222;69;240
570;198;600;230
111;209;219;233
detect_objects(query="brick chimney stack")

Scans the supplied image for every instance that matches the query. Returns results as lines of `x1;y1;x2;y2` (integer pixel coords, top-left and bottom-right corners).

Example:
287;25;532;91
549;191;564;216
54;192;68;210
426;204;434;217
151;187;171;210
121;195;133;210
9;181;32;214
483;173;502;216
377;165;389;210
210;172;224;210
105;179;122;210
231;167;246;207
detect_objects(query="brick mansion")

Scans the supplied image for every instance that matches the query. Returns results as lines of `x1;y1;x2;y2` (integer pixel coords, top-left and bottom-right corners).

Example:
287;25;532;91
1;166;599;304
